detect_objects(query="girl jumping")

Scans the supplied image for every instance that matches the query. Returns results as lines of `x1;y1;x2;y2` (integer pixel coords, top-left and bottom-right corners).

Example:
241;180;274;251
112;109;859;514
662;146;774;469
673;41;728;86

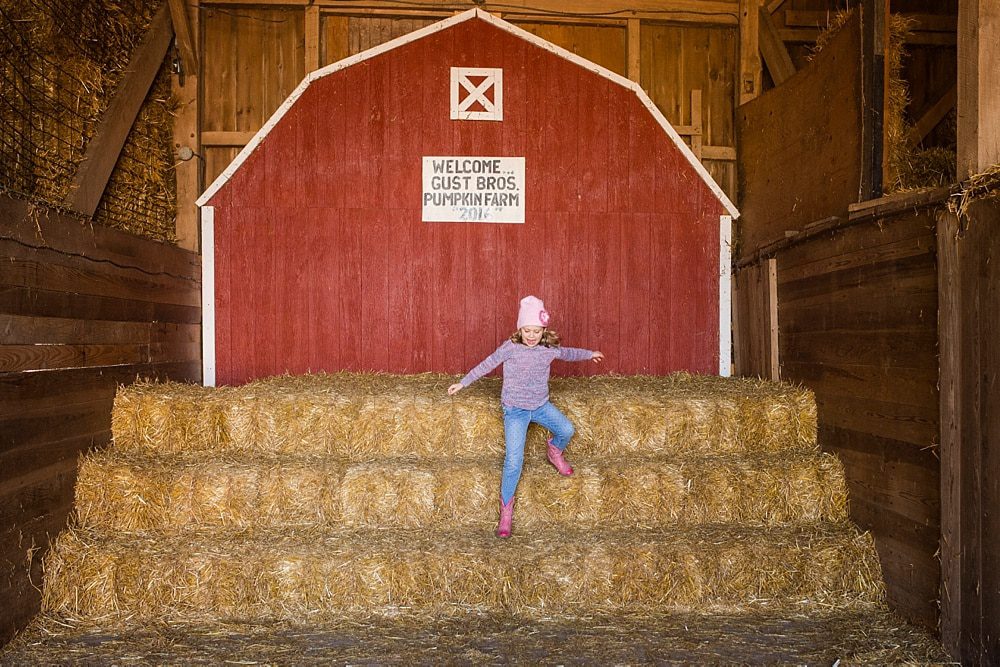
448;295;604;538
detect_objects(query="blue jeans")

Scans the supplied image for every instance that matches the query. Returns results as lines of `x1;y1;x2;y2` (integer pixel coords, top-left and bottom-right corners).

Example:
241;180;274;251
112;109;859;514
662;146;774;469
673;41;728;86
500;401;575;504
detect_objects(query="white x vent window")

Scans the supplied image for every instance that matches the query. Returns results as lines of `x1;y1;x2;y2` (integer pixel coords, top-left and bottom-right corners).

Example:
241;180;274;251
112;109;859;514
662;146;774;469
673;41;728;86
450;67;503;121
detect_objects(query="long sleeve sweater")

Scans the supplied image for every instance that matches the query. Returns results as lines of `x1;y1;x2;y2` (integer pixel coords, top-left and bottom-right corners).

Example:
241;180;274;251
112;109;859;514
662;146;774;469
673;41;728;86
459;340;594;410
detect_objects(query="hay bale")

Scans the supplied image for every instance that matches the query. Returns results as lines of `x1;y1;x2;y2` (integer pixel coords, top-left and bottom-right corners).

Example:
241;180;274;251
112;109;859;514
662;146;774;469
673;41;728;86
110;373;818;458
42;524;883;621
74;449;848;532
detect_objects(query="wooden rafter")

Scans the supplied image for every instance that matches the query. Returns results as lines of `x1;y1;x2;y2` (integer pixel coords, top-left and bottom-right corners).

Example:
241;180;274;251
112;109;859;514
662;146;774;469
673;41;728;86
201;0;741;26
167;0;199;74
908;84;956;146
758;5;795;85
64;3;173;217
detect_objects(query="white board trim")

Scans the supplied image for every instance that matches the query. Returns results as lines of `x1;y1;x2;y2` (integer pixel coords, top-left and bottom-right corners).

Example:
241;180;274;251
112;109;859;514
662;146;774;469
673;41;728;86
719;214;733;377
196;8;739;219
201;206;216;387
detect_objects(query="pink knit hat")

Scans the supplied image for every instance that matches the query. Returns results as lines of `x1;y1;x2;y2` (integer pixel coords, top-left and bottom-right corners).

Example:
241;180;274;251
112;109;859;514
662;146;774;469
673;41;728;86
516;295;550;329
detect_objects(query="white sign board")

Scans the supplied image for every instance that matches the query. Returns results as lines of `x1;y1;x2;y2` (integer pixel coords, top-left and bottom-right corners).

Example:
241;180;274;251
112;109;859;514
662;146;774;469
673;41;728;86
422;156;525;223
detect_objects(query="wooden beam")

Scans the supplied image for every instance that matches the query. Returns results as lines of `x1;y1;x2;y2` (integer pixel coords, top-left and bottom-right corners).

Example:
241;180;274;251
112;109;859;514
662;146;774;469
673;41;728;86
702;145;736;160
305;5;321;72
957;0;1000;178
172;0;199;252
908;84;957;146
765;0;785;13
201;131;257;146
167;0;199;74
203;0;740;25
758;5;795;86
627;19;640;83
786;10;956;32
780;23;956;45
739;0;762;104
63;3;173;217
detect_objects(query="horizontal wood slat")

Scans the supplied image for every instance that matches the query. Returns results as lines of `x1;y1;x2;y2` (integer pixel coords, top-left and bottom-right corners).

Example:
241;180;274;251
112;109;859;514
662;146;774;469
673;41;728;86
0;285;201;325
0;241;200;308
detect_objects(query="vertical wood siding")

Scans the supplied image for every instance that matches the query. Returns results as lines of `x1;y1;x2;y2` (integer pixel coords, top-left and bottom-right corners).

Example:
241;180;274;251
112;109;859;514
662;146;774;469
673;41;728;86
209;19;724;383
0;195;201;644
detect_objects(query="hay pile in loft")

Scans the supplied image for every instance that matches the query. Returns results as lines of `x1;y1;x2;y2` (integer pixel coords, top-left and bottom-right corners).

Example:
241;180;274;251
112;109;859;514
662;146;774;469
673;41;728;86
0;0;177;241
2;371;948;663
810;10;956;192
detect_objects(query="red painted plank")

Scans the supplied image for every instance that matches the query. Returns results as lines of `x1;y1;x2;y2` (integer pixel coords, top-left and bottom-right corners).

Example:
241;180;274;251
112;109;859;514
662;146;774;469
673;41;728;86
564;212;591;376
606;87;630;213
629;106;658;214
649;213;675;373
588;212;622;374
277;207;312;375
337;210;364;372
309;77;346;210
577;76;610;214
360;209;390;371
312;209;341;372
408;212;433;371
541;56;579;213
620;213;652;373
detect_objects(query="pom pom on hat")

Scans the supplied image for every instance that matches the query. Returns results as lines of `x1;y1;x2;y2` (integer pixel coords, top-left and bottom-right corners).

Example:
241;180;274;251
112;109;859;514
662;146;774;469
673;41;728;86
517;295;549;329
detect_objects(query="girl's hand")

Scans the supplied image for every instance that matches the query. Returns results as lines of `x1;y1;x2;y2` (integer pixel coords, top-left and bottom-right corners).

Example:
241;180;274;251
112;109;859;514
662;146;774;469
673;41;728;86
447;383;464;395
591;351;604;363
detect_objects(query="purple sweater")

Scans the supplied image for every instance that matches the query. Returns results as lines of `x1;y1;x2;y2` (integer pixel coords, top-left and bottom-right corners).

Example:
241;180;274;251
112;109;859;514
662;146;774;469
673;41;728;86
460;340;594;409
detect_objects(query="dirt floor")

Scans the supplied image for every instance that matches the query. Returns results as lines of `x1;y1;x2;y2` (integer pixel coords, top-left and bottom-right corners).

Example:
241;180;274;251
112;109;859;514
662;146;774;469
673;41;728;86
2;608;953;665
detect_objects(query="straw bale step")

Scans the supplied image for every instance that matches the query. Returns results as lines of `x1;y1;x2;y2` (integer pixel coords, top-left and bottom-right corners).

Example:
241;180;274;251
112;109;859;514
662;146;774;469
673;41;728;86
74;450;849;531
1;609;950;665
42;524;883;620
110;373;817;458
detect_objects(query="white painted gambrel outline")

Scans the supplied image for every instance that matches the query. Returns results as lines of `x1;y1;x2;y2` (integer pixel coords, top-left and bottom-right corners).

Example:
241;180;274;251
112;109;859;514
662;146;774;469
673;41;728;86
451;67;503;121
197;8;741;383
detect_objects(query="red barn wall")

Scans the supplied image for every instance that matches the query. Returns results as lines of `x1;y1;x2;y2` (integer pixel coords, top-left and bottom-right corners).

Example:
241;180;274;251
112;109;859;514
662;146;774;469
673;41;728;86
208;19;724;384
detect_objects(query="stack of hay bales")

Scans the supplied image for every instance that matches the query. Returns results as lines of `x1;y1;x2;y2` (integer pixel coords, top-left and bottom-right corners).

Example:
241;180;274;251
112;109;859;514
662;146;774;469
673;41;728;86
38;372;887;623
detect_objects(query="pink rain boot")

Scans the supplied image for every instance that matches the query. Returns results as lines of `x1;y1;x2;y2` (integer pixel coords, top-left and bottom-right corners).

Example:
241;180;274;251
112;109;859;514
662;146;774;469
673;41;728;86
546;438;574;476
496;495;515;538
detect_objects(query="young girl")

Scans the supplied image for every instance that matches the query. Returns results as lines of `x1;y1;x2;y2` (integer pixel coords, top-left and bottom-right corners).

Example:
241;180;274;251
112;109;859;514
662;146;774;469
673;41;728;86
448;295;604;538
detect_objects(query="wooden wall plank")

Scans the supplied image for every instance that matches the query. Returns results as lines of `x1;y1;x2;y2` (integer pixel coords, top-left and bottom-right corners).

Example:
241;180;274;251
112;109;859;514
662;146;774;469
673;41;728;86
736;11;862;257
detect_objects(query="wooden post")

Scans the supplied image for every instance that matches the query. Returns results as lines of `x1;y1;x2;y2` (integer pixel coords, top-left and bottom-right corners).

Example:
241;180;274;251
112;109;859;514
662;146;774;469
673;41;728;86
957;0;1000;178
757;4;795;86
860;0;889;200
739;0;762;105
173;0;200;251
627;19;641;84
305;5;321;73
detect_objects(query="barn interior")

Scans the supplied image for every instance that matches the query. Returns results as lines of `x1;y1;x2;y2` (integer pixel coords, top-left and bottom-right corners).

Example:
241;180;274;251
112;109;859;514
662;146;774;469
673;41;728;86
1;0;997;664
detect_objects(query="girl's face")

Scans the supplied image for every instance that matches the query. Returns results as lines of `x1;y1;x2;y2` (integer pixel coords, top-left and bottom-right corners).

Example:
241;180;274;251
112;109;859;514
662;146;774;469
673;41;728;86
520;325;544;347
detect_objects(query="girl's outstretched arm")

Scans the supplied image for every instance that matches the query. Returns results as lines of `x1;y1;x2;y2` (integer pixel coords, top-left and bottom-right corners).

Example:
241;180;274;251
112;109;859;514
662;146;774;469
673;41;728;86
448;341;512;395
